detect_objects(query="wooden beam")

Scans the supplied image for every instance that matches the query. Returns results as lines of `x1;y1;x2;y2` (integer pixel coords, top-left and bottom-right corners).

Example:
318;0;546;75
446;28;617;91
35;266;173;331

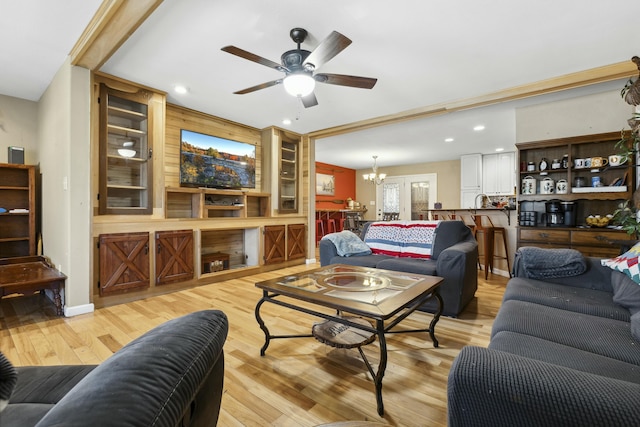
309;60;638;139
70;0;164;70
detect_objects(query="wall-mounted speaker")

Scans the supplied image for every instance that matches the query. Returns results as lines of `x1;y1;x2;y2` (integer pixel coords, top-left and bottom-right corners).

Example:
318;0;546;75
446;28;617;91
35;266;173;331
8;146;24;164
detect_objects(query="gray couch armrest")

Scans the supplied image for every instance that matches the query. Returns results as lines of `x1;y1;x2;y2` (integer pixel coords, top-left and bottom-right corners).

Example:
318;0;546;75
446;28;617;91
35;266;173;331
513;254;614;293
448;346;640;427
35;310;228;427
319;238;340;266
430;240;478;316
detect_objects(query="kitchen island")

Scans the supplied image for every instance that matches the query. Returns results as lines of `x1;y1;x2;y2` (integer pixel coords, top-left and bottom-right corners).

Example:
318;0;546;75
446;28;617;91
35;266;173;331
425;208;517;278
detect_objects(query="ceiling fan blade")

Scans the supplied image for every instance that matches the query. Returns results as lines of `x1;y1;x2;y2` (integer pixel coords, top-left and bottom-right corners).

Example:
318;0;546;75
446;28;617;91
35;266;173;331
301;92;318;108
303;31;352;69
314;73;377;89
221;46;285;71
234;79;282;94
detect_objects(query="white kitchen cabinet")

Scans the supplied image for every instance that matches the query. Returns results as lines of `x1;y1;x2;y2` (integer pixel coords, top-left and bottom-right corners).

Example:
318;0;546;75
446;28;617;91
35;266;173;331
483;152;516;195
460;154;482;208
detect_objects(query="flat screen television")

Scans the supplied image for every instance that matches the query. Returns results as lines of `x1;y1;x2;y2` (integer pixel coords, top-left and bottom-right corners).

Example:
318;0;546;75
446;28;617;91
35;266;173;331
180;129;256;189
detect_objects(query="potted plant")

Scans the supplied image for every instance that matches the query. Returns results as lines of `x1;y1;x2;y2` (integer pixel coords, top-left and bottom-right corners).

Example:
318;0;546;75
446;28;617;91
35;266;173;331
615;56;640;158
611;200;640;237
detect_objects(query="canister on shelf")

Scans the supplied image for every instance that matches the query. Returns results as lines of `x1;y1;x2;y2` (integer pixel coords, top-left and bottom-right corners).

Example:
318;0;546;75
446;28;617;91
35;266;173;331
521;176;536;195
556;179;568;194
540;177;555;195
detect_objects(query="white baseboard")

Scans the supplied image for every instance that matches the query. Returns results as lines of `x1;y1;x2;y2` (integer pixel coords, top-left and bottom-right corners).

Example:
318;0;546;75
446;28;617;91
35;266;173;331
306;258;317;264
485;267;511;278
64;303;95;317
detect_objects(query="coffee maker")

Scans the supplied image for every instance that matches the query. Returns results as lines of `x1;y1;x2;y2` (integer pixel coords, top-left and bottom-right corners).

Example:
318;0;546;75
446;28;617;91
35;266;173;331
545;201;564;226
561;201;576;227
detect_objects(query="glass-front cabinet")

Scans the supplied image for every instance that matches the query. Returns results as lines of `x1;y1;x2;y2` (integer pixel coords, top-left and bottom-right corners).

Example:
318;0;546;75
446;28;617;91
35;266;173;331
99;83;153;215
279;138;298;212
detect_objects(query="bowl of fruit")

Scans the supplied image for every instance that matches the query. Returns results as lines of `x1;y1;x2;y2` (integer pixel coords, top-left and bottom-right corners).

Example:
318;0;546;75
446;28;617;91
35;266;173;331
586;214;613;227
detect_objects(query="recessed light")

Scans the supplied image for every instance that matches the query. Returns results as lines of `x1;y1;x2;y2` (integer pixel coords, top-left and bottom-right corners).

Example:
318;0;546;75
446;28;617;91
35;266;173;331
445;137;454;142
174;85;188;94
495;147;504;152
282;118;292;125
473;125;485;131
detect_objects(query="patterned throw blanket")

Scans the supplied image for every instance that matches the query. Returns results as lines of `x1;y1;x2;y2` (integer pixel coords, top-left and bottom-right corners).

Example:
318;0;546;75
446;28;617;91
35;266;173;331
364;221;439;259
517;246;587;279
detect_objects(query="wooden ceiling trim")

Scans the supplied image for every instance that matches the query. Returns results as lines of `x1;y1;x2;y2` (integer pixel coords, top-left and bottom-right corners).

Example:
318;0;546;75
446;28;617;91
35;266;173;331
309;60;638;139
70;0;164;70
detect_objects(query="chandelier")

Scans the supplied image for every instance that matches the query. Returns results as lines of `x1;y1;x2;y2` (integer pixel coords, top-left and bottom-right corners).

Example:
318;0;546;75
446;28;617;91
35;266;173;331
363;155;386;185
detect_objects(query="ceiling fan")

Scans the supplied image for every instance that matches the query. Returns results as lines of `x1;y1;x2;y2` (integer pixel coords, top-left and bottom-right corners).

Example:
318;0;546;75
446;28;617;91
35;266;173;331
221;28;377;108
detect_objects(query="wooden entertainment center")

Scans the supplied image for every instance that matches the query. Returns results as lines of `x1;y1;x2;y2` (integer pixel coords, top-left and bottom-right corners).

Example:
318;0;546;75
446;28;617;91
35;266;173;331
91;73;309;308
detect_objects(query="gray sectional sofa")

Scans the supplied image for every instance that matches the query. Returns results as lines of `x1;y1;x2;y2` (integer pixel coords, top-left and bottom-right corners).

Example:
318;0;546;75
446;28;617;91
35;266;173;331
0;310;228;427
448;247;640;426
319;220;478;317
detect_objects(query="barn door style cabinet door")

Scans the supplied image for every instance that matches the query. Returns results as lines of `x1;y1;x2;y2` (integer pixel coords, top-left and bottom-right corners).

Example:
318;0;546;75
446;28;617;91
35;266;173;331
99;232;150;296
287;224;306;260
264;225;286;265
0;163;36;257
155;230;194;285
98;83;153;215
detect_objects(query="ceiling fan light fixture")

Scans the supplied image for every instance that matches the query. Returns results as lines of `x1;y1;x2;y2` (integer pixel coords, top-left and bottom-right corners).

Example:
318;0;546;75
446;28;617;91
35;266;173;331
283;73;315;97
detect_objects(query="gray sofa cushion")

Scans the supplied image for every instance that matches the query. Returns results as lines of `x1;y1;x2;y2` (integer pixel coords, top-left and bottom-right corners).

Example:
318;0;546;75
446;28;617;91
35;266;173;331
448;346;640;427
375;257;437;276
632;312;640;342
492;300;640;365
611;270;640;316
502;276;630;322
1;365;95;427
490;331;640;384
326;253;392;268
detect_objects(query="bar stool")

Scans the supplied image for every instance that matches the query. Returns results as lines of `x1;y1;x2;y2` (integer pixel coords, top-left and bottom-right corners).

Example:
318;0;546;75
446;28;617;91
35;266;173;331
472;215;509;279
315;219;325;245
339;217;346;232
327;218;337;234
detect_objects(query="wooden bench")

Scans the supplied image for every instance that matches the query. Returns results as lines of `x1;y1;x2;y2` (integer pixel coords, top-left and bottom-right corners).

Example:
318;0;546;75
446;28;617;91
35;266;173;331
0;256;66;316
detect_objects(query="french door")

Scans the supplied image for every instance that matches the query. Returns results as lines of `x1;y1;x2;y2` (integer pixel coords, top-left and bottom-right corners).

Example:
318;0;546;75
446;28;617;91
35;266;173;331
375;174;437;220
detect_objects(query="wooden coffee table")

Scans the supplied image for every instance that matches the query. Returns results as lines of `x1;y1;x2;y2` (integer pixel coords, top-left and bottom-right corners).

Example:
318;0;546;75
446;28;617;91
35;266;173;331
255;264;443;416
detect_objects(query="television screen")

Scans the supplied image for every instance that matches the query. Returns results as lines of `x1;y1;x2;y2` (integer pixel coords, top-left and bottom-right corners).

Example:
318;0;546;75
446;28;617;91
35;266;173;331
180;129;256;189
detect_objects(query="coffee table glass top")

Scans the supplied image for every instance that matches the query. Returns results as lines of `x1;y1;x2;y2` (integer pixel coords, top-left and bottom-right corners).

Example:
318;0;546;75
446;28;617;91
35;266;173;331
256;265;442;315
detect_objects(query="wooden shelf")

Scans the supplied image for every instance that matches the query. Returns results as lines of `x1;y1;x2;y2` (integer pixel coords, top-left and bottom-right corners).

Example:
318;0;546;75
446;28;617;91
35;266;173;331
517;131;636;255
0;163;36;258
99;81;153;215
165;187;271;219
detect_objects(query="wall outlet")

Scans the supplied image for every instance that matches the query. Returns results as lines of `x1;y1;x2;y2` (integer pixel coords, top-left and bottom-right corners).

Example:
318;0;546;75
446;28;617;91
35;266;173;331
370;200;375;205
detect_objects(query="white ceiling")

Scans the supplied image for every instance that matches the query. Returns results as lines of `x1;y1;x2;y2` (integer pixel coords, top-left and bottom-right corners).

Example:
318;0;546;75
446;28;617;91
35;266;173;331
1;0;638;170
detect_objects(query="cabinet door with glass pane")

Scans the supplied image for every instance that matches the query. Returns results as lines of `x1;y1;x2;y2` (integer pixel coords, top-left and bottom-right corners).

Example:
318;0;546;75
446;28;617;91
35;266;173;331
99;83;153;215
279;138;298;213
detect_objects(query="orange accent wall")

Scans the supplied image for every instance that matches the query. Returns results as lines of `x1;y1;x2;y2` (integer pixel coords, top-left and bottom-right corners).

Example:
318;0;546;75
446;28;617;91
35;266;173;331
315;162;356;210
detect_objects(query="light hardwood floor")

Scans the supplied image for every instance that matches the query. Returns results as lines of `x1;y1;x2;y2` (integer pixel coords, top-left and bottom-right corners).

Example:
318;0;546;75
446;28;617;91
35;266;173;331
0;263;508;426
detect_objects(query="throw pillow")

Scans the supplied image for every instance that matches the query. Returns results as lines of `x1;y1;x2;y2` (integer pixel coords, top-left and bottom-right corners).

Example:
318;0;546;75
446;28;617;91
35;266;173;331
0;352;17;413
601;242;640;284
610;270;640;316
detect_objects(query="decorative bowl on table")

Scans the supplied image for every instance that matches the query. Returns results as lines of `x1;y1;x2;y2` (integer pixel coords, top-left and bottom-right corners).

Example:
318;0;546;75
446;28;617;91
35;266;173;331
586;215;612;227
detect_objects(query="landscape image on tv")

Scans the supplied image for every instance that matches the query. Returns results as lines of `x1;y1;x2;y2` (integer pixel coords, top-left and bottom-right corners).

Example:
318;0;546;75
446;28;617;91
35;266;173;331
180;129;256;189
